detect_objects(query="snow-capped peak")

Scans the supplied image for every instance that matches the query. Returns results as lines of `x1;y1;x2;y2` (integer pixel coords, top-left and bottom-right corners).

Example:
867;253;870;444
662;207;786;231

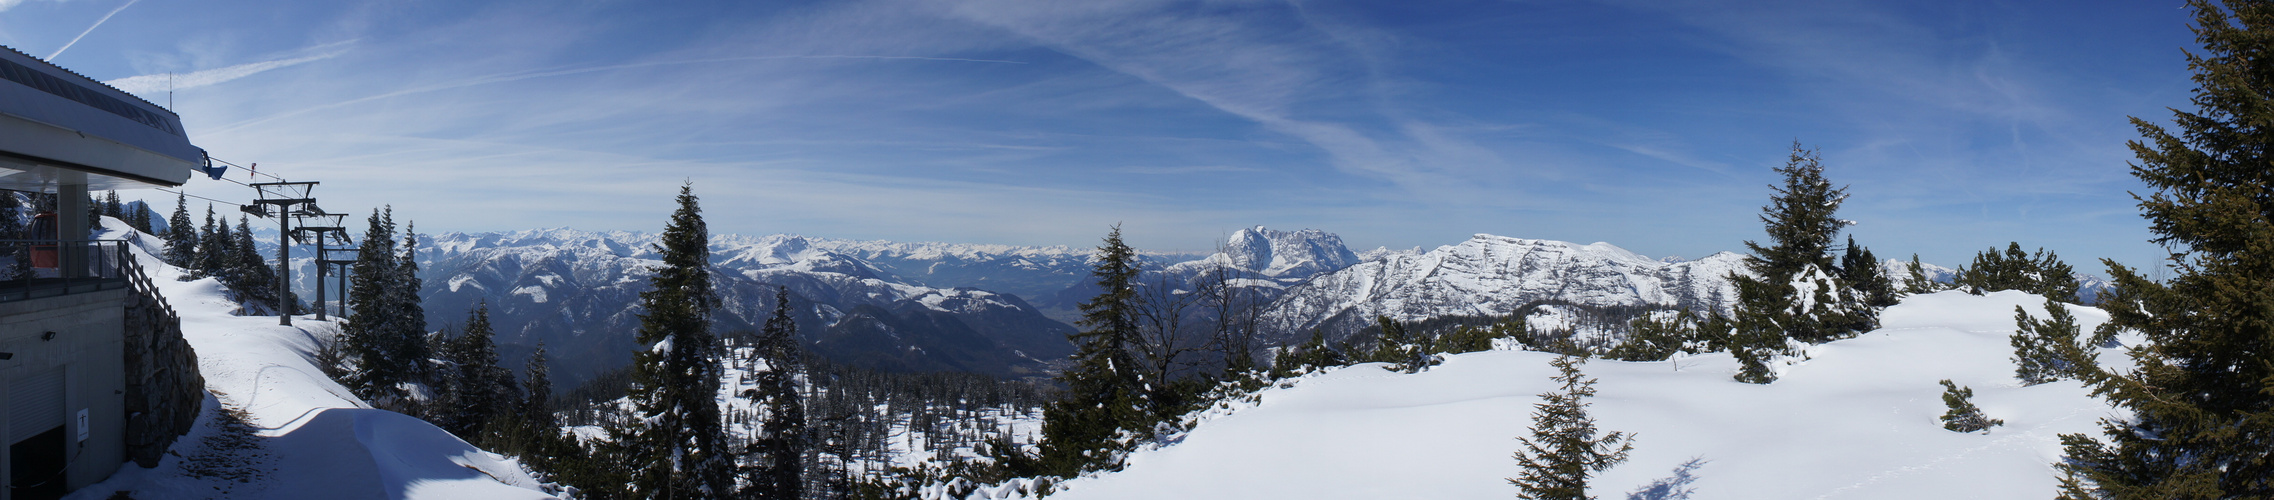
1218;226;1362;279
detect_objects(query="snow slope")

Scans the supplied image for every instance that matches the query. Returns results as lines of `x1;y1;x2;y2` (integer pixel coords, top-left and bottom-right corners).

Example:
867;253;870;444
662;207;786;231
67;223;555;499
1046;290;2123;500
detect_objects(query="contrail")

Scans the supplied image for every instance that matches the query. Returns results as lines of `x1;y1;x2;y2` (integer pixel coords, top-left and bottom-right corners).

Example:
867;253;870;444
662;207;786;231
106;49;349;96
47;0;140;61
205;54;1026;136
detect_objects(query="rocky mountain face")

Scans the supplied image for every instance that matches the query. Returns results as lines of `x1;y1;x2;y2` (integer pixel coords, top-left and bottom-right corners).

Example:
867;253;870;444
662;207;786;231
1259;235;1752;343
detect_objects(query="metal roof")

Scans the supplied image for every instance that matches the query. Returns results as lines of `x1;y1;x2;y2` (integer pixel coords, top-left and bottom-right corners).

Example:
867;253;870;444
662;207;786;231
0;44;199;191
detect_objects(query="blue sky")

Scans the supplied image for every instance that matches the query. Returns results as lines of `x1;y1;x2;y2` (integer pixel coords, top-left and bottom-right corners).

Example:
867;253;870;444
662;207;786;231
0;0;2196;269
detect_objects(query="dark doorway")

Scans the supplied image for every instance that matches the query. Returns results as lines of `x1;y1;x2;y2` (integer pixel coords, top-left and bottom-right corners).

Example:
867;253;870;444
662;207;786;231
10;425;66;500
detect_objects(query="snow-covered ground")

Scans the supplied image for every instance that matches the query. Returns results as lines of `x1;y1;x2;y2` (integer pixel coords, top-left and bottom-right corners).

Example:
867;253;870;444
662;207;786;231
1041;290;2123;499
65;222;556;499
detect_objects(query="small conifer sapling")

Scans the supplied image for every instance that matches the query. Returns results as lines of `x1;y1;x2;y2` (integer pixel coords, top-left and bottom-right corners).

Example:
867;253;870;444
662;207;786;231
1511;355;1634;500
1938;380;2002;434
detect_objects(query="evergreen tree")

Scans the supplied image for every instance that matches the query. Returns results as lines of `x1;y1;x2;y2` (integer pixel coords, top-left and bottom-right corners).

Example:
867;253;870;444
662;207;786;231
1038;225;1149;476
163;193;196;268
2058;2;2274;495
746;287;806;499
1904;254;1937;294
102;190;121;220
1509;355;1633;500
392;222;427;362
1606;310;1696;362
1954;242;2081;302
444;302;512;439
1726;276;1786;385
1432;320;1517;355
1838;236;1897;308
521;344;556;430
487;343;578;480
1362;316;1434;373
616;183;733;498
196;204;230;278
1744;144;1847;283
129;201;153;235
2011;298;2083;386
1725;143;1877;383
343;207;415;405
1937;380;2002;434
1271;329;1349;378
233;215;284;310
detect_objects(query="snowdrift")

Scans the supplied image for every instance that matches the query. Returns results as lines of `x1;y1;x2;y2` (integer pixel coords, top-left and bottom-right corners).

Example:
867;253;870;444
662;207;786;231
66;224;555;499
1048;290;2124;500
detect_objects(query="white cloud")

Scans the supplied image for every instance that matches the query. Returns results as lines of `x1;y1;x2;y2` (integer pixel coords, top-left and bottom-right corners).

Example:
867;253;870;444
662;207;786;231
105;48;346;96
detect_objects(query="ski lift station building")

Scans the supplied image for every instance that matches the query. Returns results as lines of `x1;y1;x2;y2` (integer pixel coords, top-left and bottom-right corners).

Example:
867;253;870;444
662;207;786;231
0;45;205;500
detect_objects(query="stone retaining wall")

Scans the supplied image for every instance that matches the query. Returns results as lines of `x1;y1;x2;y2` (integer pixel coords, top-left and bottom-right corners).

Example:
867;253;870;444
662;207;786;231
121;285;201;467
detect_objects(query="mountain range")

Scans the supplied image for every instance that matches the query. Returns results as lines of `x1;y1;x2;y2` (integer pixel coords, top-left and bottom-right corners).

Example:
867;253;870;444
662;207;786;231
244;223;2050;388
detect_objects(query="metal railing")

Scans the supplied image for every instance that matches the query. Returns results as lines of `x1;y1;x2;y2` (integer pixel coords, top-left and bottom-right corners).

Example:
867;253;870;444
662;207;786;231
0;239;133;303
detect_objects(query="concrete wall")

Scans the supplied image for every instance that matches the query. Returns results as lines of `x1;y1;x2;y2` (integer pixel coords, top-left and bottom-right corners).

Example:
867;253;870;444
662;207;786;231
0;288;127;499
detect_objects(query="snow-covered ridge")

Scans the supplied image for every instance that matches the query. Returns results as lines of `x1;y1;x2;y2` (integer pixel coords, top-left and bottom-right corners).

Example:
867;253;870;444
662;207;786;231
1262;234;1750;336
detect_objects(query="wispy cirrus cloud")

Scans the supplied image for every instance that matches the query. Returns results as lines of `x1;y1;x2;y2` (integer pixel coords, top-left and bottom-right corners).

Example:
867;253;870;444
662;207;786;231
106;45;350;96
936;0;1524;205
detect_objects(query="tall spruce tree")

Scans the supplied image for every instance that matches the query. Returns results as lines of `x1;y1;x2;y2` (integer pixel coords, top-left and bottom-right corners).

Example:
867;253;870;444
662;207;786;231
102;190;121;220
616;183;733;498
196;205;230;278
521;343;555;430
393;222;427;361
2056;1;2274;495
1038;224;1149;476
343;207;418;405
443;302;512;439
746;287;805;499
1726;144;1877;383
163;193;196;268
1510;355;1634;500
233;215;284;310
129;201;153;235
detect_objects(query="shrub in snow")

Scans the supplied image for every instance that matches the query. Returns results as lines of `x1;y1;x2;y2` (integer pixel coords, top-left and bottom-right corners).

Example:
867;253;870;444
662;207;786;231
1937;380;2002;434
1361;316;1439;373
1510;355;1634;500
1953;242;2080;303
1605;310;1701;362
2010;298;2083;386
